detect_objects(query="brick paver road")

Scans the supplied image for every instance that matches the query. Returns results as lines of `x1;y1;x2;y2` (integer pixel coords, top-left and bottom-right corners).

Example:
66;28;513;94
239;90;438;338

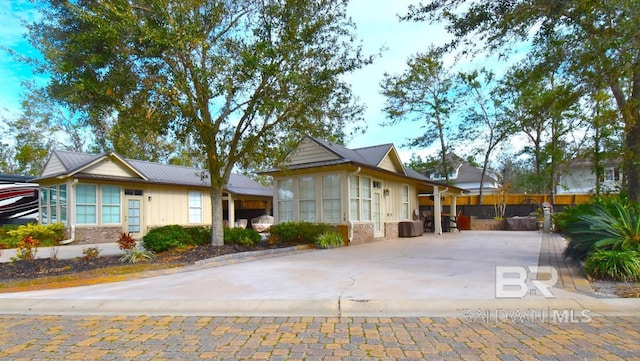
1;315;639;360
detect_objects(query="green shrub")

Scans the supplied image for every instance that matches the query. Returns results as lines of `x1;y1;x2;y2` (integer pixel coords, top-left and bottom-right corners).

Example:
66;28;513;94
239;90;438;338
142;225;192;253
584;249;640;282
269;221;333;244
0;224;20;247
224;227;261;247
120;246;156;263
11;236;40;262
82;247;101;260
186;226;211;246
563;201;640;260
7;223;66;247
315;231;344;249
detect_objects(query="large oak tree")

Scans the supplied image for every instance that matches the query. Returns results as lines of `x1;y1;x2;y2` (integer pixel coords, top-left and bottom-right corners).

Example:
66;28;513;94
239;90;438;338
405;0;640;201
27;0;370;245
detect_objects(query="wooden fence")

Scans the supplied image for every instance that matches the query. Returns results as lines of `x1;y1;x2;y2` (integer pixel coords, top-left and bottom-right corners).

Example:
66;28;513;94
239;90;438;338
420;193;594;207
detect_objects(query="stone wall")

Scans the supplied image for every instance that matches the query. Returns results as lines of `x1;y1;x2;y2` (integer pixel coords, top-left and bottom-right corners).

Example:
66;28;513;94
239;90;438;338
469;218;506;231
74;226;122;244
384;222;399;240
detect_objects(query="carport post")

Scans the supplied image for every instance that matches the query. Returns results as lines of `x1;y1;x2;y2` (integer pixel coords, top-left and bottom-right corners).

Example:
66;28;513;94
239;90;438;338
434;186;442;234
227;193;235;227
450;195;458;232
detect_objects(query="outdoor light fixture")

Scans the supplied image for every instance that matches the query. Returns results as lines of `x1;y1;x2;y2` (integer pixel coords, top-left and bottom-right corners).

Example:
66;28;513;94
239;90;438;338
148;196;152;202
383;188;390;197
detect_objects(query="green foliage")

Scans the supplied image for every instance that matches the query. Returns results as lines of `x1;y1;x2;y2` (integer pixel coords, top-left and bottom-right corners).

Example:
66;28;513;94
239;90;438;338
186;226;212;247
0;224;21;248
119;246;156;264
269;222;333;244
142;225;193;253
562;196;640;260
224;228;261;247
584;250;640;282
116;232;137;251
315;231;345;249
7;223;65;247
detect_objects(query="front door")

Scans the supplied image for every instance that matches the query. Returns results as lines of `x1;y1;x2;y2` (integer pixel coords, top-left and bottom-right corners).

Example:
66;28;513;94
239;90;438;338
373;191;384;238
124;197;143;238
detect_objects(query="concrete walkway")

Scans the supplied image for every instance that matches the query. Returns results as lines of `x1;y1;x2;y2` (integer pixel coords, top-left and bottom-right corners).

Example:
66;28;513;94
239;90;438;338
1;230;639;317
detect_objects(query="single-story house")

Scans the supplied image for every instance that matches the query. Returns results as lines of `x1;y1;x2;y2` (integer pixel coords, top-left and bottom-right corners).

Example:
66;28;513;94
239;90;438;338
36;150;273;244
557;158;622;194
260;136;466;243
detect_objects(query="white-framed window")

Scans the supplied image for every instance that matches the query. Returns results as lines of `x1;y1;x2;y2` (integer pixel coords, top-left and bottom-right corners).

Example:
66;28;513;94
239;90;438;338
76;184;97;224
59;184;67;224
188;191;203;223
101;185;121;224
299;176;316;222
322;174;341;223
401;185;410;220
277;179;294;222
40;187;49;225
349;175;360;221
349;176;372;222
361;177;372;221
40;184;68;225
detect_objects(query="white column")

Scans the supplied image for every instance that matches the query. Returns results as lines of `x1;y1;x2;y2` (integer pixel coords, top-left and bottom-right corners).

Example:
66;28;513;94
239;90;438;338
450;195;458;232
228;193;235;227
434;186;442;234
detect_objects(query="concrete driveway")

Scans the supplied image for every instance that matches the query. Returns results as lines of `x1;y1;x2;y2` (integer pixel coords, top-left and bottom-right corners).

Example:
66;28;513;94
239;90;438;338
3;230;627;316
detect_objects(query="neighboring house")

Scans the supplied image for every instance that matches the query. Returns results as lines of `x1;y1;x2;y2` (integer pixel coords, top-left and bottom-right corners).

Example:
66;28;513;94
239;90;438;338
0;174;38;224
557;158;623;194
426;153;500;195
261;136;466;243
36;150;273;244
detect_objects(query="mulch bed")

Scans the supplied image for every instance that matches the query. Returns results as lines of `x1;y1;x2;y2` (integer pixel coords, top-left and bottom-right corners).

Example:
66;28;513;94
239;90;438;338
0;241;297;282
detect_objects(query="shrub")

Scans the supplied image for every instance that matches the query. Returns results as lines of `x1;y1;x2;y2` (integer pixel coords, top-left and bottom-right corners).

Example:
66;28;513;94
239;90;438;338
584;249;640;282
142;225;192;253
315;231;344;249
82;247;101;260
7;223;66;247
120;246;156;263
563;201;640;260
186;226;211;246
12;236;40;261
0;224;20;248
269;222;333;244
116;232;137;251
224;227;261;247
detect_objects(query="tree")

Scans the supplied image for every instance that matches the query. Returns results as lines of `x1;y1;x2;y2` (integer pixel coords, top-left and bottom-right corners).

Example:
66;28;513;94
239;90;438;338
27;0;369;246
404;0;640;201
381;47;457;183
458;69;514;204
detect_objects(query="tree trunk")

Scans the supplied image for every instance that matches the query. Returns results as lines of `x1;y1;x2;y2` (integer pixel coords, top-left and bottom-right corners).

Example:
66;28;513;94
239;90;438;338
210;187;225;246
625;118;640;202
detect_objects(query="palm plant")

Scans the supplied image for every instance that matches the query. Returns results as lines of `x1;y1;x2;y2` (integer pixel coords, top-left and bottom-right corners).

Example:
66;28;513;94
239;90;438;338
563;201;640;260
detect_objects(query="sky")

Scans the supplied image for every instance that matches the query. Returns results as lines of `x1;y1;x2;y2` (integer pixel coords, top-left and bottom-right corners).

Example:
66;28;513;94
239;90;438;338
0;0;507;163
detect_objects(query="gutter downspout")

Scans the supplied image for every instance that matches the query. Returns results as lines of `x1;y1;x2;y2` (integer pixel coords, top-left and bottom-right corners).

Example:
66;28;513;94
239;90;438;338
59;179;78;245
348;167;362;243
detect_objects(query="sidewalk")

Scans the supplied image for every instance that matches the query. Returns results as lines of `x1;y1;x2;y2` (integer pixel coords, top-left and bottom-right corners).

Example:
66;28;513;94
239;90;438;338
0;242;125;263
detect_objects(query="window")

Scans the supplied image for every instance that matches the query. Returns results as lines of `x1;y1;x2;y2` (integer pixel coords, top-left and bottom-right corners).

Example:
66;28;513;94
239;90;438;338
401;185;409;220
125;189;144;196
76;184;97;224
101;185;121;224
277;179;294;222
299;177;316;222
40;184;68;225
189;191;203;223
322;175;341;223
349;176;360;221
361;177;372;221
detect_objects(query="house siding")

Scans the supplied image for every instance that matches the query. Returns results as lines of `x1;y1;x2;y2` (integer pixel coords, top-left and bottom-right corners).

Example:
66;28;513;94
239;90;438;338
85;159;140;178
378;156;401;174
286;138;340;165
40;154;66;177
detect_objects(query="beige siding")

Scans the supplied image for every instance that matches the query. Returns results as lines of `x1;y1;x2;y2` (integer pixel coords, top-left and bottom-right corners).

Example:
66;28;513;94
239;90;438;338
286;137;340;165
41;154;66;177
378;154;404;174
384;181;417;222
144;185;212;229
84;159;141;179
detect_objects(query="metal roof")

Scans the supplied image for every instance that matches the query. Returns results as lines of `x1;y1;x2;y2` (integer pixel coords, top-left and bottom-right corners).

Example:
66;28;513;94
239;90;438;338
41;150;272;198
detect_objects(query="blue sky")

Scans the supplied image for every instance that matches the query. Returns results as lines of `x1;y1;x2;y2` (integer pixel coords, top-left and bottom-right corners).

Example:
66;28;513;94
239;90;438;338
0;0;504;161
